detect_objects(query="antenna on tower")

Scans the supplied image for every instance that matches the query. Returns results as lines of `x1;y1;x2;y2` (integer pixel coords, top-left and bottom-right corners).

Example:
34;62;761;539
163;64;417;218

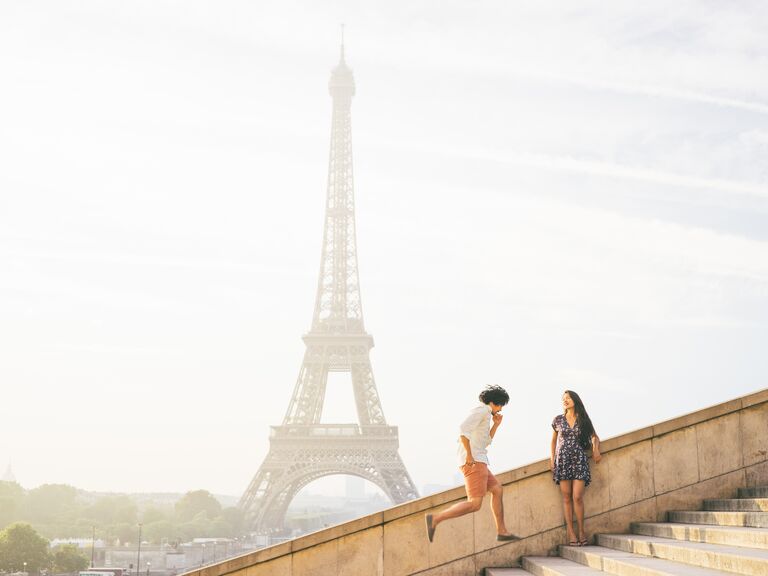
340;23;346;62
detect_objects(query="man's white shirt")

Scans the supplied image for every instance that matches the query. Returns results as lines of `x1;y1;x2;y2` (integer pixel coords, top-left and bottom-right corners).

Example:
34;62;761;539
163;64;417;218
457;403;493;466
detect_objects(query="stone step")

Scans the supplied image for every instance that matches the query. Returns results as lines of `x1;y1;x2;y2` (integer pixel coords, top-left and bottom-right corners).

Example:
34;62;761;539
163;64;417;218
669;511;768;528
739;487;768;499
559;544;736;576
522;555;613;576
485;569;529;576
632;522;768;549
704;498;768;512
596;533;768;575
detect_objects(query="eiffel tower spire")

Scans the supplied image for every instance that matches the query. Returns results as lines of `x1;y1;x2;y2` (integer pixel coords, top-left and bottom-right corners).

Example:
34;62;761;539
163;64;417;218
239;40;418;534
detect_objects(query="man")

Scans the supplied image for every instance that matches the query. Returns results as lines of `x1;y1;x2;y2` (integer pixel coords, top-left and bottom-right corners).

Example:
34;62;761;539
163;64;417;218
425;385;519;542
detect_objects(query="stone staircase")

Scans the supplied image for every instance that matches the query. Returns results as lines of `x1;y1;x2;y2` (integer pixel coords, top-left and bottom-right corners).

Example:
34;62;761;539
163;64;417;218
487;486;768;576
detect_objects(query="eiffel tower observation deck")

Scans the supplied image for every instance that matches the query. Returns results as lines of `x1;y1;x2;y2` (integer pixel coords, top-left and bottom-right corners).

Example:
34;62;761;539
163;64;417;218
238;40;419;534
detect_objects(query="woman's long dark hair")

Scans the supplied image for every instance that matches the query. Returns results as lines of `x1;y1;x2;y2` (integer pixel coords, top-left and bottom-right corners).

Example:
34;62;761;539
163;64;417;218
564;390;595;450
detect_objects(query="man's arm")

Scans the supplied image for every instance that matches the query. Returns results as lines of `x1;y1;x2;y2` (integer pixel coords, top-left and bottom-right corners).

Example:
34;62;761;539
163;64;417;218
489;412;503;439
460;435;475;466
458;406;485;466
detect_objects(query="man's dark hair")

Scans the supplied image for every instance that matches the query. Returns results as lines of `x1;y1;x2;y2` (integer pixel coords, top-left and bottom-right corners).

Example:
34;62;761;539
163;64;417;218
478;385;509;406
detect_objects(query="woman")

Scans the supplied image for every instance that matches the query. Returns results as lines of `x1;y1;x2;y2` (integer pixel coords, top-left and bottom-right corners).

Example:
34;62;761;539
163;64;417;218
550;390;601;546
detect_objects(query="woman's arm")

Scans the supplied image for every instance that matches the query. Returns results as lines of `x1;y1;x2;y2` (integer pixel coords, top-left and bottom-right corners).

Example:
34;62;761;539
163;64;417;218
592;433;602;463
550;430;558;471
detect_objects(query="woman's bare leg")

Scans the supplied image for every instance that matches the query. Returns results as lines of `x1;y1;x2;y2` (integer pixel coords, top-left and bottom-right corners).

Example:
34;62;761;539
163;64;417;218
573;480;586;542
559;480;576;542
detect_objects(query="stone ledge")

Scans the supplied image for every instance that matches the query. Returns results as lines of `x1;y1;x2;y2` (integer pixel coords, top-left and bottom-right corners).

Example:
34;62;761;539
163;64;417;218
653;398;742;437
742;388;768;408
180;388;767;576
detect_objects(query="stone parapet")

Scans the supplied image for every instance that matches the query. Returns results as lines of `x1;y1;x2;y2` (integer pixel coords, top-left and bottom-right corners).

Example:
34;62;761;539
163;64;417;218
183;388;768;576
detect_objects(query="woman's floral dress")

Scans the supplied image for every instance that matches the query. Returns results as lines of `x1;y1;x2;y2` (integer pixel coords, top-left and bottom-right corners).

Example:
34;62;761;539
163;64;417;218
552;414;591;487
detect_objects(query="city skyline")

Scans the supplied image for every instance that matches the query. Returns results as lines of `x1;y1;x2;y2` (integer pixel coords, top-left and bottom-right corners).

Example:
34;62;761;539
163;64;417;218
1;1;767;498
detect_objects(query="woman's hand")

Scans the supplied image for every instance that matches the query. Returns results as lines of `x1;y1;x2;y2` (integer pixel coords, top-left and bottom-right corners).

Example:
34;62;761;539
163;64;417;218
550;457;555;472
593;451;602;464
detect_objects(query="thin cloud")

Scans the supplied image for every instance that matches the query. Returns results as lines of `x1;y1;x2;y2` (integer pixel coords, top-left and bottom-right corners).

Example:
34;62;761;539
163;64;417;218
530;70;768;116
459;148;768;200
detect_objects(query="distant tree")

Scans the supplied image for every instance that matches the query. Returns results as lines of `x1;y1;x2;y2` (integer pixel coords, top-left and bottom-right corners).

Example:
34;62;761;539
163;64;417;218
219;507;244;535
177;512;213;542
142;520;177;544
107;523;138;546
174;490;221;523
52;544;88;573
84;495;138;525
141;506;169;525
209;518;233;538
0;523;51;572
24;484;80;525
0;481;25;529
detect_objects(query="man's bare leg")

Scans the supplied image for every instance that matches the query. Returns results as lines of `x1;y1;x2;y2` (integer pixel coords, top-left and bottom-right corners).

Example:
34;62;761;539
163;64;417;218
489;484;510;535
433;497;483;528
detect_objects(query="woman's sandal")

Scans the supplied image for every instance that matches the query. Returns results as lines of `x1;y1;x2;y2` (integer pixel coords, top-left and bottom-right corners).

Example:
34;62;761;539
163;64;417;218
578;538;589;546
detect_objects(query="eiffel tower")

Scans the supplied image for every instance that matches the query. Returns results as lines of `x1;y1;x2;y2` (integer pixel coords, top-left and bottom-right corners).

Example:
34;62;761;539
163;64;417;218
239;40;419;533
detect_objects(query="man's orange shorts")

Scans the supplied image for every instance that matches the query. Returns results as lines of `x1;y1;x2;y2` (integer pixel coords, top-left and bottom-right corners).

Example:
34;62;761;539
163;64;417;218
460;462;500;499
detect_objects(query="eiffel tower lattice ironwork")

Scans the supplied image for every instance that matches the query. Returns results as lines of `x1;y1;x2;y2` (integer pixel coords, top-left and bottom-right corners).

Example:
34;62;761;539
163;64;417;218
239;42;419;533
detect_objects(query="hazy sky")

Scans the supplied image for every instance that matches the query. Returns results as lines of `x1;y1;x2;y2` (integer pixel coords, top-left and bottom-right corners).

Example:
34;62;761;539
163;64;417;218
1;1;767;498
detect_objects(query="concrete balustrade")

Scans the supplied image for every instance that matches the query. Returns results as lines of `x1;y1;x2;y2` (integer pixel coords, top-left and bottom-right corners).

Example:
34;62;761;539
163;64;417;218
182;389;768;576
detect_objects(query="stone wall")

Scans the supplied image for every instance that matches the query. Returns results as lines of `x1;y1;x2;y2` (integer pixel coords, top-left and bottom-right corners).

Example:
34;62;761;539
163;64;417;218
184;389;768;576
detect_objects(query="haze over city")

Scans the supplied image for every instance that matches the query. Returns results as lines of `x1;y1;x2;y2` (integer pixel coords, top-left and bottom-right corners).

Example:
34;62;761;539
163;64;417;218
1;0;767;504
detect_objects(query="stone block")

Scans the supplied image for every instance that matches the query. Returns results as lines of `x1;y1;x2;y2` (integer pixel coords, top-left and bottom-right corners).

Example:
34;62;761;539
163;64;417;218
606;440;654;509
586;451;611;516
418;556;476;576
427;486;473;510
383;494;436;523
473;482;521;553
473;528;563;574
383;512;430;575
600;426;653;455
245;555;291;576
428;502;475;568
652;426;699;494
580;510;613;544
742;389;768;408
504;460;551;484
652;399;741;437
246;541;291;565
516;473;563;537
696;412;743;480
742;403;768;467
292;539;337;576
292;511;383;552
655;468;744;521
746;461;768;487
608;498;657;532
338;526;383;576
216;556;252;574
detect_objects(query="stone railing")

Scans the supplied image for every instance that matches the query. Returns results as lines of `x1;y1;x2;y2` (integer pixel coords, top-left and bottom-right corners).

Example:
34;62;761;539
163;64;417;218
184;388;767;576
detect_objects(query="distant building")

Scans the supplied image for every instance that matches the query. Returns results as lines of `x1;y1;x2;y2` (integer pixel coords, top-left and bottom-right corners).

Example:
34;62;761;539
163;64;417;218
2;461;16;483
51;538;105;549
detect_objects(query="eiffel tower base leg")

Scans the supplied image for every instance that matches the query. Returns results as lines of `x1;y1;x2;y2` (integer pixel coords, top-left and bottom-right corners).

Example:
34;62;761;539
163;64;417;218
239;427;418;533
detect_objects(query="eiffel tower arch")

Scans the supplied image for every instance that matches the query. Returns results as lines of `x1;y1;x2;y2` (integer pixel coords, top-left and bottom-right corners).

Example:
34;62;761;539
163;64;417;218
239;41;419;534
